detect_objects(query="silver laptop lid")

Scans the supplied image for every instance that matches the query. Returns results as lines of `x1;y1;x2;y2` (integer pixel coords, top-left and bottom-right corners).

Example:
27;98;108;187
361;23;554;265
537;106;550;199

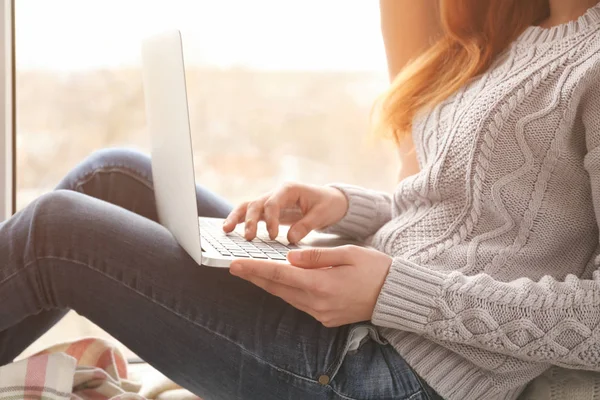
141;30;204;265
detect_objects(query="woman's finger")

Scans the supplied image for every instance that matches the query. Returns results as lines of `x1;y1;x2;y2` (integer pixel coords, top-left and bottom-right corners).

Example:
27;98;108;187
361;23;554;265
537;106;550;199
222;203;248;233
243;275;322;321
263;196;282;240
279;206;304;225
244;200;264;240
263;184;304;239
231;260;337;325
230;259;315;291
287;205;326;243
239;274;337;326
239;275;311;309
287;245;359;268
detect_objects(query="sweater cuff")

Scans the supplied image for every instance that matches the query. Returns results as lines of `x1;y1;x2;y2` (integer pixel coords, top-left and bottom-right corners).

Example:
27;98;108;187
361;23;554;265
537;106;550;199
320;183;392;240
372;257;447;333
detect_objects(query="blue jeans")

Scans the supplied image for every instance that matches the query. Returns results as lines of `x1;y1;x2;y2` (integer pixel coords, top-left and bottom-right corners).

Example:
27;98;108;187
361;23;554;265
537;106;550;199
0;148;441;400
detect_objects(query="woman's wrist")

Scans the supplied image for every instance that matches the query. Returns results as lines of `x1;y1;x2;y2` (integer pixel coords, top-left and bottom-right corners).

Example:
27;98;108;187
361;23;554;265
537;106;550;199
316;184;392;241
325;186;350;225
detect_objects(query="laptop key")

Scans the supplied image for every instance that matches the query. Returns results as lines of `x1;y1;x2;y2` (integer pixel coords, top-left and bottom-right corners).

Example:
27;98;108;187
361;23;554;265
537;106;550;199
250;254;268;259
248;251;265;256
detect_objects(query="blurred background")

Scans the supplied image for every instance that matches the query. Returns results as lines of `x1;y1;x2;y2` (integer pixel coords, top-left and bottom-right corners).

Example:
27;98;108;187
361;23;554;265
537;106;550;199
15;0;398;359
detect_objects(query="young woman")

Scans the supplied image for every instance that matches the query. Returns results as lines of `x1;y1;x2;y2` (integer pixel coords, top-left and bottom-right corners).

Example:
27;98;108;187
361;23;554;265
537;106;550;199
2;0;599;399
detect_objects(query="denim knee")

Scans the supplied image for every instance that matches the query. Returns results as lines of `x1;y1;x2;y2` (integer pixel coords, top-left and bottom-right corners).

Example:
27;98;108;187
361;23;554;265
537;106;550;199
56;148;153;191
31;190;87;229
79;148;152;178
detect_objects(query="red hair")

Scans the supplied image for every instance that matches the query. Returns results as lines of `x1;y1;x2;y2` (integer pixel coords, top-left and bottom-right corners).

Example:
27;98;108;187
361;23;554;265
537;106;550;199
375;0;550;145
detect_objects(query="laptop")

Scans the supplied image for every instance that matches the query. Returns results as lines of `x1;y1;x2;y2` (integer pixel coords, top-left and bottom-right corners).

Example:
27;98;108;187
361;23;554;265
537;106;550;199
141;30;356;267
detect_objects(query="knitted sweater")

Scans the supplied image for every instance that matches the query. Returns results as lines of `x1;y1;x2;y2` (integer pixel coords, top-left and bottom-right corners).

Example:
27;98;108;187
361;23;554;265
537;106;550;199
327;5;600;400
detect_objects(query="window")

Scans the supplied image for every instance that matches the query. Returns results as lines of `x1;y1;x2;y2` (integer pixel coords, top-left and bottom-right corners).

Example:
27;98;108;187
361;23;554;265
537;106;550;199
16;0;397;358
0;0;14;221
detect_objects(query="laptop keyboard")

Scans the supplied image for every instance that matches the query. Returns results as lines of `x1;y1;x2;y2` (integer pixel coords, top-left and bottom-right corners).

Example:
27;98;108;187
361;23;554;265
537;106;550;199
201;219;299;260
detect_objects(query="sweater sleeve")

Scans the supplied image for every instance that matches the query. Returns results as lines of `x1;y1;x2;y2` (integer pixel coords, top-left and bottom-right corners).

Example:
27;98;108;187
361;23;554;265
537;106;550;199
372;78;600;370
319;183;393;241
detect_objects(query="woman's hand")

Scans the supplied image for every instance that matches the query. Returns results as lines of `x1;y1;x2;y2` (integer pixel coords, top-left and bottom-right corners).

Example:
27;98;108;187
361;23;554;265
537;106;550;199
223;183;349;242
229;245;393;327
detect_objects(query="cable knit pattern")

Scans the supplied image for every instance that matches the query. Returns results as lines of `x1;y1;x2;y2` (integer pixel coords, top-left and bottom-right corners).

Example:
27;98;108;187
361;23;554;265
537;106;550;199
327;5;600;400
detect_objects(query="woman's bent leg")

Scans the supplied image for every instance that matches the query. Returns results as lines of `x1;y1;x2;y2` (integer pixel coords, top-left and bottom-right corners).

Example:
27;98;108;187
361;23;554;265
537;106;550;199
0;148;231;365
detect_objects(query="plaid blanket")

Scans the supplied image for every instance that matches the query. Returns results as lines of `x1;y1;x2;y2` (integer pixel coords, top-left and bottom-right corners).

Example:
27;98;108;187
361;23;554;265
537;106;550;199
0;338;201;400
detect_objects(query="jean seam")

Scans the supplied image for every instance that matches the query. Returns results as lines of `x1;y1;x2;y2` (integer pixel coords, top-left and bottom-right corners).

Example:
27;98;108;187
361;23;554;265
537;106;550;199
0;268;26;292
406;390;428;400
324;326;354;378
26;255;328;388
28;193;51;308
328;388;360;400
72;165;154;193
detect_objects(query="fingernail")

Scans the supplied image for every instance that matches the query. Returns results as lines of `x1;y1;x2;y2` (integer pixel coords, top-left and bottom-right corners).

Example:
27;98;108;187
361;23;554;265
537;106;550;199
223;219;229;226
230;262;243;275
288;231;299;243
